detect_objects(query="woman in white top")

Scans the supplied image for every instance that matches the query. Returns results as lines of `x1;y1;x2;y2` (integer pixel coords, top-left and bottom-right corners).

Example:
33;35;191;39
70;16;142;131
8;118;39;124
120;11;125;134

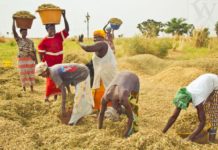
163;73;218;143
78;30;117;111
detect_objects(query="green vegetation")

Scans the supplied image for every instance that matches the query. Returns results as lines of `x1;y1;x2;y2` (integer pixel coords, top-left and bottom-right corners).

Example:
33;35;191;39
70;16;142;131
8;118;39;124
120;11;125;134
0;39;17;67
115;36;172;58
1;35;218;67
137;18;194;37
192;28;210;48
164;18;194;36
137;19;164;38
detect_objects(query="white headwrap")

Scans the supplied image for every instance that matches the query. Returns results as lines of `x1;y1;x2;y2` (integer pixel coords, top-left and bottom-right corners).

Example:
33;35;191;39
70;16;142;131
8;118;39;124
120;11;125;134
106;26;112;32
105;107;120;122
35;62;48;76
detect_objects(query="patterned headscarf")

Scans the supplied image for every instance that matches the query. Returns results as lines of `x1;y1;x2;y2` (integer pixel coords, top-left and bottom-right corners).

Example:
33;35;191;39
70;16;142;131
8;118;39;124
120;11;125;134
173;87;192;110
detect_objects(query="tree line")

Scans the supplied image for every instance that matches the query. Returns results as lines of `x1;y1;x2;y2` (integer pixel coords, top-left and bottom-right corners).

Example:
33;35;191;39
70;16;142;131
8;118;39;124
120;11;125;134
137;18;218;38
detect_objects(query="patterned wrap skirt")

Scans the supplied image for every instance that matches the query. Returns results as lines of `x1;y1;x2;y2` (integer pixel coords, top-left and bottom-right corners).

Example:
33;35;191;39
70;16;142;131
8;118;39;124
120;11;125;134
18;57;35;87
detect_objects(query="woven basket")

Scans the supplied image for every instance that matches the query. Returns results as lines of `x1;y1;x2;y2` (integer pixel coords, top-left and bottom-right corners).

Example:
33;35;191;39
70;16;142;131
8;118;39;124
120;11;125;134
15;18;34;29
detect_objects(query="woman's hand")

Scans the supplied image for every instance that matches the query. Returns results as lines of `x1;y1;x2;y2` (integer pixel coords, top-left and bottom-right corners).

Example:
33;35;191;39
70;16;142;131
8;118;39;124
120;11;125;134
62;9;66;17
78;34;84;42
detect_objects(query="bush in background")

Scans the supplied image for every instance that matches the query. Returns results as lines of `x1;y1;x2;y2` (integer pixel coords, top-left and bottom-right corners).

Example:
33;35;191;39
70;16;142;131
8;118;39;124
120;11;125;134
121;36;172;58
192;28;209;48
9;41;16;47
137;19;164;38
164;18;194;36
208;38;218;51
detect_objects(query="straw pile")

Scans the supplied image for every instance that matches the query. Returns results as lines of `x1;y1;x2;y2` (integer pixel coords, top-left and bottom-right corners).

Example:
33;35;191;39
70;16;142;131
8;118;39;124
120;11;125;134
118;54;170;75
109;18;123;25
37;4;61;10
0;54;218;149
63;53;89;64
151;66;204;87
173;112;199;134
173;111;213;144
13;11;35;19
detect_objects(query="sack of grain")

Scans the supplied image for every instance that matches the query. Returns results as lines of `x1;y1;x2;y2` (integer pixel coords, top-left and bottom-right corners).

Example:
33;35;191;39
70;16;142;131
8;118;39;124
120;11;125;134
13;11;35;29
36;4;62;25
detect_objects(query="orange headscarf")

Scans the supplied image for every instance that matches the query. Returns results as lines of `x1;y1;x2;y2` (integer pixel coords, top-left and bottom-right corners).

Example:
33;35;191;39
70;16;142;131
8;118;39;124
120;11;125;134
93;30;106;39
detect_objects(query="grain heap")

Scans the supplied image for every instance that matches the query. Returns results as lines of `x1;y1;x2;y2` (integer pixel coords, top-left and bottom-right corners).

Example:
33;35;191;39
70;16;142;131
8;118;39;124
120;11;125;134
13;11;35;19
37;4;60;10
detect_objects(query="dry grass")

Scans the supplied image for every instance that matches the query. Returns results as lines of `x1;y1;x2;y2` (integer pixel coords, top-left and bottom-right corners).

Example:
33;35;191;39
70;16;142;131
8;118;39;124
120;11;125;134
118;54;170;76
0;38;218;149
115;37;172;58
192;28;209;48
0;37;6;43
63;53;89;64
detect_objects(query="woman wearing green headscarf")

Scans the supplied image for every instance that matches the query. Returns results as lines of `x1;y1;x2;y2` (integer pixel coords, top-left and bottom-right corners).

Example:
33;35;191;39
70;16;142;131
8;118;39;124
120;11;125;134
162;73;218;143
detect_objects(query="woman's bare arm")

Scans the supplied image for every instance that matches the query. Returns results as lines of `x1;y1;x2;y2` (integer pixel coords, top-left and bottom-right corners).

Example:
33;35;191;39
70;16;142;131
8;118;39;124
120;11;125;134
162;107;181;133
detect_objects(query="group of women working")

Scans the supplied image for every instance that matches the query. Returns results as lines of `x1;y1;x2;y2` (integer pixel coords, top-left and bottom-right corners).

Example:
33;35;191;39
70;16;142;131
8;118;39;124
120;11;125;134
12;10;218;142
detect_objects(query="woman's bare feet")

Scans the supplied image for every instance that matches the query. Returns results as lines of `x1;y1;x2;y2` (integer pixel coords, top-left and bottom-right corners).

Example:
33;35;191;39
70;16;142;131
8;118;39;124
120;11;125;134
54;95;58;101
44;98;49;103
30;85;34;92
23;86;26;91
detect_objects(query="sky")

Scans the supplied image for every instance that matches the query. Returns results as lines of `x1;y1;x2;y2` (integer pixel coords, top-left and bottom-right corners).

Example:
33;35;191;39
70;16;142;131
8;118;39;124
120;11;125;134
1;0;218;38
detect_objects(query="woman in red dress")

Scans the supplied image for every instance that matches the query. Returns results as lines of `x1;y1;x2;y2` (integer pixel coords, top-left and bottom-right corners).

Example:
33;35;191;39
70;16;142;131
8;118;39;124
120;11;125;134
38;10;69;102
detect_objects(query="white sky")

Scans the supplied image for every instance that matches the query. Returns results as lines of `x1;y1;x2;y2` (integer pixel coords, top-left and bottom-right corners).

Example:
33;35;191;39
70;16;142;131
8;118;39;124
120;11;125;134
1;0;218;37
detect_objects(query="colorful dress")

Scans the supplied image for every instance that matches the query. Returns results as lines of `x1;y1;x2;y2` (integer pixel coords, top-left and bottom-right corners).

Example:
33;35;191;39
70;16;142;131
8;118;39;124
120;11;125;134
38;30;69;97
174;74;218;134
49;64;94;125
92;43;117;110
204;90;218;133
16;38;36;87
